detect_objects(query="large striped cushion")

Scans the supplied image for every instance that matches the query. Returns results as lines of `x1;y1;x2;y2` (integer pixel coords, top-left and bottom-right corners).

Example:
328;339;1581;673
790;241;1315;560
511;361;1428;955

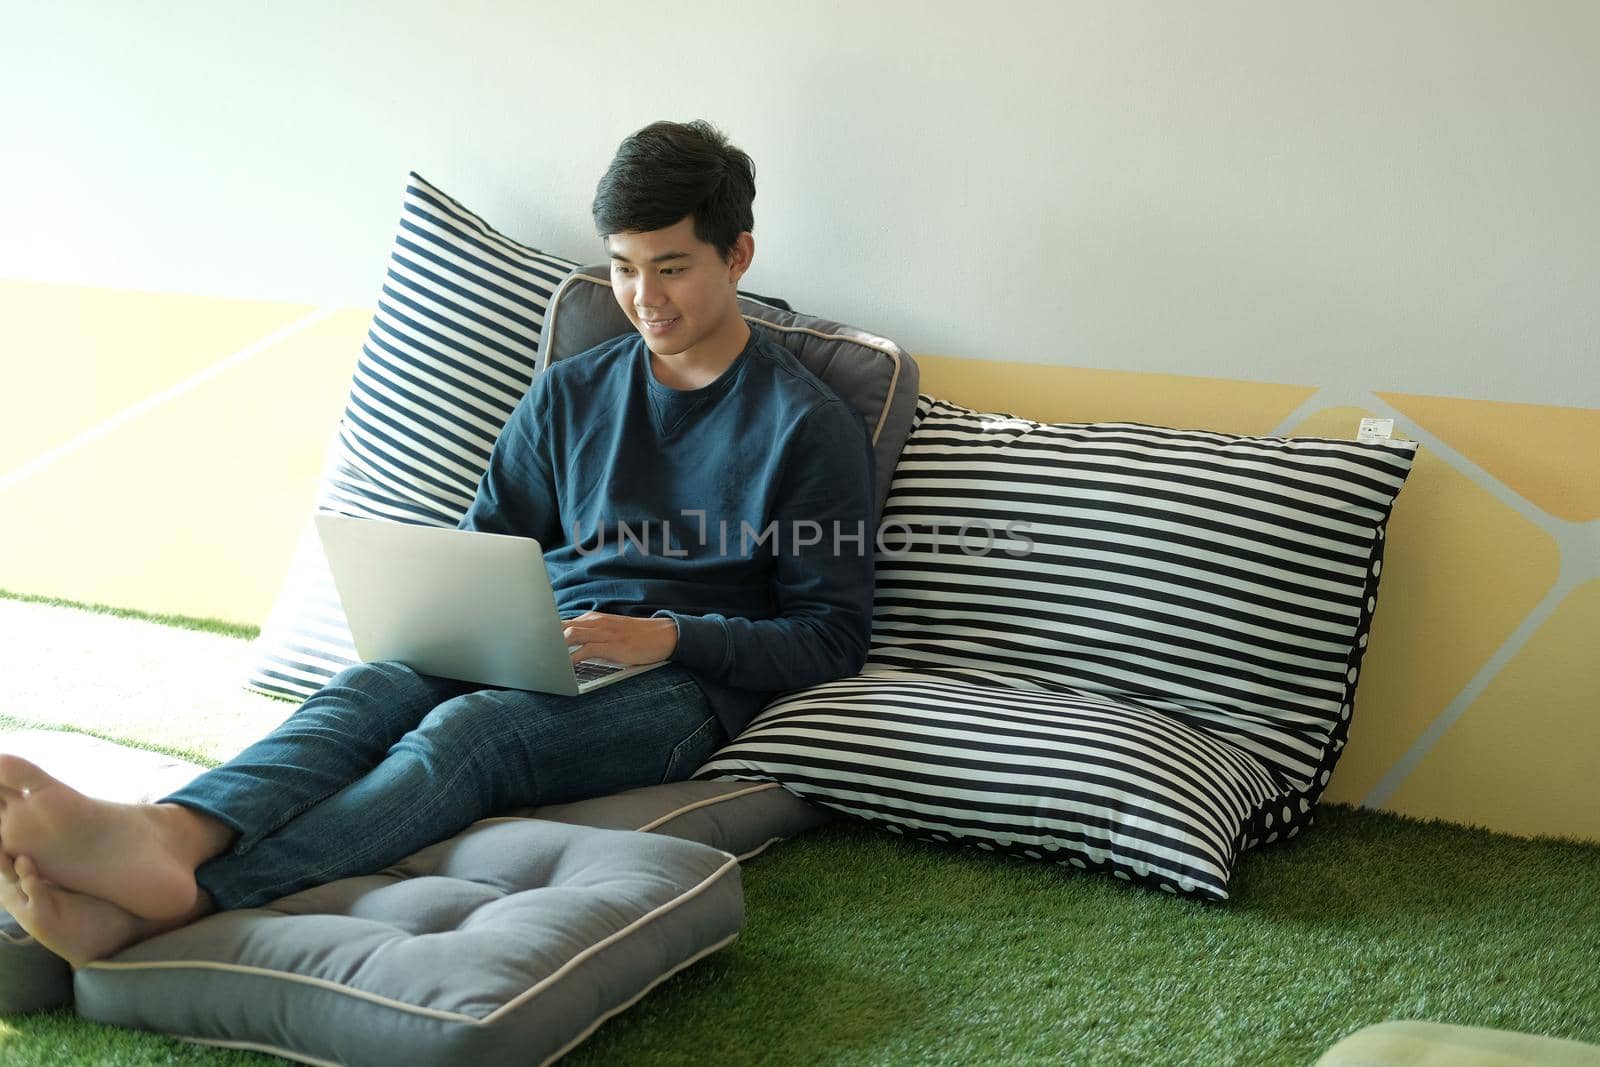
698;394;1417;899
245;172;578;701
868;396;1418;792
696;670;1286;900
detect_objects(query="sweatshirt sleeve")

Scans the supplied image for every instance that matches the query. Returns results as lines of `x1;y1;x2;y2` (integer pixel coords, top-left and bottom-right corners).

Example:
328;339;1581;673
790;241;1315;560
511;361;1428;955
457;375;562;546
653;399;877;691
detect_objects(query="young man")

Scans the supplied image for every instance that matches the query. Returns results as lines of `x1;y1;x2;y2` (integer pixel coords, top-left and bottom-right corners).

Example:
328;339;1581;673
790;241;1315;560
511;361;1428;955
0;120;877;968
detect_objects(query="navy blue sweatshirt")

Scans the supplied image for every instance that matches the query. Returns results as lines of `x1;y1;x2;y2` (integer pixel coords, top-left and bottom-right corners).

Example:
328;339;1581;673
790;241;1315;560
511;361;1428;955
457;323;877;737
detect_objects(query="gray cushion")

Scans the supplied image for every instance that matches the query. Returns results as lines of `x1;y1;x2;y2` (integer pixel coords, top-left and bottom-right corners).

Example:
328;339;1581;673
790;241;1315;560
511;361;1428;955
1313;1020;1600;1066
3;764;825;1030
514;778;831;860
0;924;68;1016
74;820;742;1066
540;265;920;523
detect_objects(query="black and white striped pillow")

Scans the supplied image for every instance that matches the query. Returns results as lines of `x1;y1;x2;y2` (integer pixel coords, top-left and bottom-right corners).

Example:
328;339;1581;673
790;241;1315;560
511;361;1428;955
698;395;1416;898
698;670;1286;899
868;396;1417;792
245;173;578;701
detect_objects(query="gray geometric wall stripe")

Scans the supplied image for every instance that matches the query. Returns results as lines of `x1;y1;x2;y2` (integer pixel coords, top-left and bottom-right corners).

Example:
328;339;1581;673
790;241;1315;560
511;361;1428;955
1267;385;1599;807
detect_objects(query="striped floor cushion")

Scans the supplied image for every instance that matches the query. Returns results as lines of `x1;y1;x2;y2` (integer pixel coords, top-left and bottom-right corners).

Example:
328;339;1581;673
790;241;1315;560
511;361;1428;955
701;394;1417;899
696;669;1286;900
245;172;579;701
869;396;1418;797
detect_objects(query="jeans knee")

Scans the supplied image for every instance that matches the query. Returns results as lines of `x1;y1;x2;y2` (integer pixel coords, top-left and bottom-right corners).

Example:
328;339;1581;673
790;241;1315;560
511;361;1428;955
297;661;440;743
403;694;503;759
317;660;424;701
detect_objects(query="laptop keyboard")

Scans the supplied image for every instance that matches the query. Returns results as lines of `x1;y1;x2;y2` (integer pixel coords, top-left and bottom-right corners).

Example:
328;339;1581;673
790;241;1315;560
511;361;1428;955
572;660;626;682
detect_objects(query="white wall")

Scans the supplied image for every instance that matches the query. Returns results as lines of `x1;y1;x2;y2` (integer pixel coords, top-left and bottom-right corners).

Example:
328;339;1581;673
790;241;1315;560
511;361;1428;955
4;0;1596;406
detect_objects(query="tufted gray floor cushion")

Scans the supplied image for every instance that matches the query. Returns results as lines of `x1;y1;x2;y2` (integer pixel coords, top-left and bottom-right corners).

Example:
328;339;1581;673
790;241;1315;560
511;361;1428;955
74;818;742;1066
2;738;827;1063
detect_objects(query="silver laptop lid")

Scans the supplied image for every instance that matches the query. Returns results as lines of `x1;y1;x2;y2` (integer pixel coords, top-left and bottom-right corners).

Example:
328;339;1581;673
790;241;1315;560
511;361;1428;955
313;513;587;695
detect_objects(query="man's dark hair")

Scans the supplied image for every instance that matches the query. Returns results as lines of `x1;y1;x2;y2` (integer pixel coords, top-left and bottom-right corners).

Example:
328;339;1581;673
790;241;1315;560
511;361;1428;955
592;119;755;262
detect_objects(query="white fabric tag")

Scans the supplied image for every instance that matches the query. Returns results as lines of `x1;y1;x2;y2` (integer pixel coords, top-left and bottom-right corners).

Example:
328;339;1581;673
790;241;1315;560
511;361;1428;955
1357;417;1395;444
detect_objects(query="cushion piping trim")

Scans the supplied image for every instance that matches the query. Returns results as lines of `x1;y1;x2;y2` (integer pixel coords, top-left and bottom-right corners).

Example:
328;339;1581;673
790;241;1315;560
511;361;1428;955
537;269;589;376
483;851;737;1023
545;271;902;445
79;854;741;1028
536;930;740;1067
735;835;786;862
176;1035;339;1067
753;320;903;447
472;779;791;837
170;931;742;1067
634;781;786;834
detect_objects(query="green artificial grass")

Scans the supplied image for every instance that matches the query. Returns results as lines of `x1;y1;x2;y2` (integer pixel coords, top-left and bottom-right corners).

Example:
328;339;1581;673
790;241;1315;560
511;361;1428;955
0;712;227;774
5;807;1598;1065
0;588;260;642
3;598;1598;1064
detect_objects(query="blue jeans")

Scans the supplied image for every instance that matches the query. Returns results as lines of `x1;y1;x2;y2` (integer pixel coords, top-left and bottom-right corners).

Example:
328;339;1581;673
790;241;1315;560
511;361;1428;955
158;660;725;911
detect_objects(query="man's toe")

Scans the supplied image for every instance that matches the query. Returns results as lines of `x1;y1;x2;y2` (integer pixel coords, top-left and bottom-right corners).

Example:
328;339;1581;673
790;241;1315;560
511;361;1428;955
0;860;24;910
0;755;44;791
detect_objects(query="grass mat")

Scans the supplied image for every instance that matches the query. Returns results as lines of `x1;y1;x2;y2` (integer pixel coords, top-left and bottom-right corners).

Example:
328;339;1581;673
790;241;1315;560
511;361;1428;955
0;588;259;641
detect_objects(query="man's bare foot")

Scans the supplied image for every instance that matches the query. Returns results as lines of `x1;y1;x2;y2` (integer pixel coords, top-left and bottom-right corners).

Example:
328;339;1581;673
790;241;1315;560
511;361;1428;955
0;852;206;970
0;753;226;920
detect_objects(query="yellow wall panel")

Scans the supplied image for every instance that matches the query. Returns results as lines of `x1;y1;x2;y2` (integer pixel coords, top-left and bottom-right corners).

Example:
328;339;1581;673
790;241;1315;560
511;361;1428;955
1284;408;1562;807
1378;392;1600;522
0;280;317;473
1384;580;1600;841
913;354;1319;435
0;296;369;623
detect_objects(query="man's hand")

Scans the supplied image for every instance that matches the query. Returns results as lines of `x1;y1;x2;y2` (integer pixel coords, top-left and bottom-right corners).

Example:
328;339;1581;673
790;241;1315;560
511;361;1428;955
562;612;678;666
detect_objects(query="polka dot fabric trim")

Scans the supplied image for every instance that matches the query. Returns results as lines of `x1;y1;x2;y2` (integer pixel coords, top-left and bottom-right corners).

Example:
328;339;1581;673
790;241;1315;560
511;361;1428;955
1241;519;1396;851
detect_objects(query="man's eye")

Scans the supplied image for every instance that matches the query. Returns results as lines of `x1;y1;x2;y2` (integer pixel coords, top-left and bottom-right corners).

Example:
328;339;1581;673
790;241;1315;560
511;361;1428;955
662;268;684;275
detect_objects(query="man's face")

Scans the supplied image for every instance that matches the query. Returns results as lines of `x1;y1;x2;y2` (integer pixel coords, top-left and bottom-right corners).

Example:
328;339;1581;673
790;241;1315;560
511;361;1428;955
606;215;752;360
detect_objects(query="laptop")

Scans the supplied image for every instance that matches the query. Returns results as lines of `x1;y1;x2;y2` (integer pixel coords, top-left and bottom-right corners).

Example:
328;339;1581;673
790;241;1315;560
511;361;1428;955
313;512;668;696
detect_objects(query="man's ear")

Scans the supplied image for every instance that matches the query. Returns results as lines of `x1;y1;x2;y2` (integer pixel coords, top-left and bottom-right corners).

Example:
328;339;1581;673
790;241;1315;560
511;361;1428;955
727;232;755;285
